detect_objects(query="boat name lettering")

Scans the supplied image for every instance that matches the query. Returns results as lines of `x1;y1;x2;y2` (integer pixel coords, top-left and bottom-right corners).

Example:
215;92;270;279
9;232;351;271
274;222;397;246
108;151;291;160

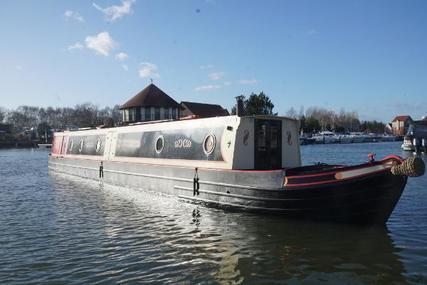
174;139;192;149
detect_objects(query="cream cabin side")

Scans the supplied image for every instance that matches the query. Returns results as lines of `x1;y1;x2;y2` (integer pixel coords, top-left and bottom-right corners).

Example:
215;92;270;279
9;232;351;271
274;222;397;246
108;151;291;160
232;116;301;170
51;115;301;170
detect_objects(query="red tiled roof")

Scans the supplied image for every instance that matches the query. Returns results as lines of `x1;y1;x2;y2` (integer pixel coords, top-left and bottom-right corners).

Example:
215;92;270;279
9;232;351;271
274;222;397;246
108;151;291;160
181;101;229;118
392;115;413;122
120;84;180;109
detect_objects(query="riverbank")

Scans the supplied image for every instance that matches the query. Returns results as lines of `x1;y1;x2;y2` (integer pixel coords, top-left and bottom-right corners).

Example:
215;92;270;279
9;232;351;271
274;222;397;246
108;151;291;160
0;141;38;149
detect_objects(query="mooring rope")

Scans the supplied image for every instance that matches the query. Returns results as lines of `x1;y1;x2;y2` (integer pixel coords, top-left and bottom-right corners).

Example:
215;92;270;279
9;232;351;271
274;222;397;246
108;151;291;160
391;157;425;177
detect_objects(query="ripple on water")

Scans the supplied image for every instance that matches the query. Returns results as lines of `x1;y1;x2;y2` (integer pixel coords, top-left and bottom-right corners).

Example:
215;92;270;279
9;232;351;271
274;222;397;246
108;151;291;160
0;145;426;284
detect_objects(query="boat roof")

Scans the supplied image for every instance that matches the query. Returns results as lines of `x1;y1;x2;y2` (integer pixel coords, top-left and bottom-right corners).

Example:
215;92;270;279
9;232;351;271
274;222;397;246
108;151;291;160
56;114;298;133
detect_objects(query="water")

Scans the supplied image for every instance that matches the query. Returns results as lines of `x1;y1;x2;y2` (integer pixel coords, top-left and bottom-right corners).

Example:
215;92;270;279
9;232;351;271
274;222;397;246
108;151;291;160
0;142;426;284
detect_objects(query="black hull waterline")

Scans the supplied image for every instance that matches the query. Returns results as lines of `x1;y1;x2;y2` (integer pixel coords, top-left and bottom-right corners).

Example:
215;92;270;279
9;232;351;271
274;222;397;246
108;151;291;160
48;157;408;225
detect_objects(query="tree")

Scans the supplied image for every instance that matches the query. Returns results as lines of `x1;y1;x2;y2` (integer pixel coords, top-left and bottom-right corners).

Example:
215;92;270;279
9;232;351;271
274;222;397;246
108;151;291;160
231;92;277;116
0;107;6;123
360;120;386;133
72;103;99;128
109;104;121;126
286;107;298;119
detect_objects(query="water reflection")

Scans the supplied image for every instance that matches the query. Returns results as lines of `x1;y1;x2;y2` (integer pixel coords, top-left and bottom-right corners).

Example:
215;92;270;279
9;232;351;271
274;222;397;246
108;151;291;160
49;173;408;284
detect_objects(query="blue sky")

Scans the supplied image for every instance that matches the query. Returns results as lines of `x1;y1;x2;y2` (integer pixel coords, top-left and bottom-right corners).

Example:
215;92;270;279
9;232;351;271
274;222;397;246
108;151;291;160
0;0;426;122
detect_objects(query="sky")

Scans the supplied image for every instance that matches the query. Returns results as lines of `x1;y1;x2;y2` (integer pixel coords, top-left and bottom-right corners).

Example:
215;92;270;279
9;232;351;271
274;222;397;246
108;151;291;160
0;0;426;122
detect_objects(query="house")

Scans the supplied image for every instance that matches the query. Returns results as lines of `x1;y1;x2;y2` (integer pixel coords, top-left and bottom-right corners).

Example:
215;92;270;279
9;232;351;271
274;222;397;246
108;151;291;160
384;123;393;134
180;101;229;118
120;84;181;124
407;119;427;139
391;115;413;136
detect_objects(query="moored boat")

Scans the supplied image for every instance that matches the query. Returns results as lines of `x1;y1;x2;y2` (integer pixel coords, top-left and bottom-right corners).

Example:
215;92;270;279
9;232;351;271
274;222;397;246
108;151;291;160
401;136;414;151
312;131;338;144
49;114;425;225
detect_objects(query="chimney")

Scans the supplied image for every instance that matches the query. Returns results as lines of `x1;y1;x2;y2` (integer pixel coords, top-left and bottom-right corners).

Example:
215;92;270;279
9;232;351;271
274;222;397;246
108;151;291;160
235;96;245;117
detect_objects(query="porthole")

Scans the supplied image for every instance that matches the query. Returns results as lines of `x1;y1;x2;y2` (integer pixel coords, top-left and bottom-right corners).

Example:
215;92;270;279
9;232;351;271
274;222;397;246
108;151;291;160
155;135;164;153
78;138;84;153
203;134;216;155
69;139;74;152
95;138;102;153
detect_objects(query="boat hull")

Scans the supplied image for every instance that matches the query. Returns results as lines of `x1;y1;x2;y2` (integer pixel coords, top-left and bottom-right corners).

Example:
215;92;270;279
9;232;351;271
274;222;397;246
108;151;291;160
48;156;407;225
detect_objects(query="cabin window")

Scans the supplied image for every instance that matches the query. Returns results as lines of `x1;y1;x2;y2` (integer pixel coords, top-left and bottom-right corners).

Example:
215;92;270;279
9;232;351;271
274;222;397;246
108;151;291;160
78;138;84;153
203;134;216;155
270;126;279;149
95;138;102;153
155;135;165;153
257;124;267;151
68;139;74;152
155;107;160;120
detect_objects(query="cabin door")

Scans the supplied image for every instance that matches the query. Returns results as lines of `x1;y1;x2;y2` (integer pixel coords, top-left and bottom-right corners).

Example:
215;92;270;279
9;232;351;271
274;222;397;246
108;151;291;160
254;119;282;170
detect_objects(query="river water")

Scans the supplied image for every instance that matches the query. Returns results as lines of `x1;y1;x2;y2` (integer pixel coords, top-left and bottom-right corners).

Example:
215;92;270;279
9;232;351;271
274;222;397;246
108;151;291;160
0;142;426;284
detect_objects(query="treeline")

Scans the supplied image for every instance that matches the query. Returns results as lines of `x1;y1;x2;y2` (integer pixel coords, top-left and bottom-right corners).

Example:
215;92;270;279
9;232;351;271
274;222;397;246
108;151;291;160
0;102;388;137
0;104;121;133
286;107;386;134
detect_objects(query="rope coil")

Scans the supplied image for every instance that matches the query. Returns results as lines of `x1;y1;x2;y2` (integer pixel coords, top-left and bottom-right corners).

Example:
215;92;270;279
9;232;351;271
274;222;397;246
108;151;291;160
391;157;425;177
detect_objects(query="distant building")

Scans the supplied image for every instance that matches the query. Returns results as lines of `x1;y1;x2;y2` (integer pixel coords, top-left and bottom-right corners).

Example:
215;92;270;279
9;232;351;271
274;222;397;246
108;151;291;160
391;115;413;136
180;101;229;118
384;123;393;134
407;119;427;139
120;84;180;123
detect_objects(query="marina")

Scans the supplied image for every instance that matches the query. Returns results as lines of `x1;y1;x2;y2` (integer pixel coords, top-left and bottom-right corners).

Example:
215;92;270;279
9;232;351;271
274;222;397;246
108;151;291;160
301;131;397;145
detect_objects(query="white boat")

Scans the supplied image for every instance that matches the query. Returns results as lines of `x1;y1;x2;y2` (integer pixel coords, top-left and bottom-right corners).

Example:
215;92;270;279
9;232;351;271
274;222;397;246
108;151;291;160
337;134;353;144
312;131;338;144
401;137;414;151
350;132;369;143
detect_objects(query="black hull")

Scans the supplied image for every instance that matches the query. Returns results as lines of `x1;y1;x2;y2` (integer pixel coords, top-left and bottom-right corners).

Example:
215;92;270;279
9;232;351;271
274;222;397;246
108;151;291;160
49;157;408;225
182;172;407;225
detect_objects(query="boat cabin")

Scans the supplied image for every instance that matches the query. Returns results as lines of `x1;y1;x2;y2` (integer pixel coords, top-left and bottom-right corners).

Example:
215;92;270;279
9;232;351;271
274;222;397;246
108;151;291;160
51;115;301;170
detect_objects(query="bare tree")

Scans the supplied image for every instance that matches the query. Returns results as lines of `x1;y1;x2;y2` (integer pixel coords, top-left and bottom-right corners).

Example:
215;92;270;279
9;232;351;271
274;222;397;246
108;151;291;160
286;107;298;119
0;107;7;123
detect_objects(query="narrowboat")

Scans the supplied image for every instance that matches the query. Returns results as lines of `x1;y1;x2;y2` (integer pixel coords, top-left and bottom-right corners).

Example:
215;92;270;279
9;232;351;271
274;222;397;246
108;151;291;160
48;114;425;225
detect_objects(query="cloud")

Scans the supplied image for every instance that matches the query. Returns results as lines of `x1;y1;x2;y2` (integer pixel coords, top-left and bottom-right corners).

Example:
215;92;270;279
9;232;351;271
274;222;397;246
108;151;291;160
64;10;84;22
115;52;128;61
208;72;224;81
121;64;129;71
14;65;23;71
138;62;159;78
238;79;259;84
200;64;213;70
194;84;221;92
93;0;135;22
85;32;116;56
67;42;84;51
223;81;232;86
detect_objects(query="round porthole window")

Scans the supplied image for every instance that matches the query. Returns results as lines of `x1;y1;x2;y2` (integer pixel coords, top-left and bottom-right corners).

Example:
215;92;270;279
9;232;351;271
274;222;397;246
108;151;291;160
79;138;84;153
155;135;164;153
203;134;216;155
